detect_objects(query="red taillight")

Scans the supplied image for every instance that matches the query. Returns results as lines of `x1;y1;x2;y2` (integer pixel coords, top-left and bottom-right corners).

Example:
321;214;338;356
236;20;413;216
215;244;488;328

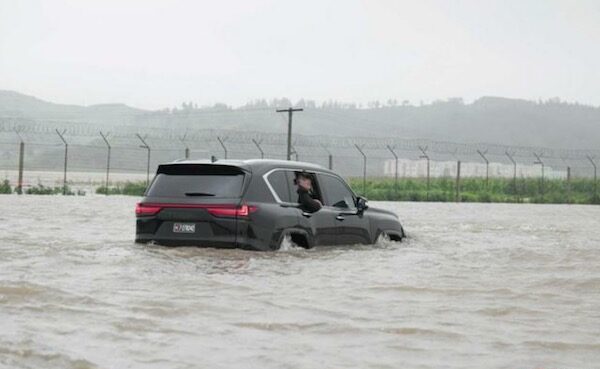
136;202;162;216
206;204;257;218
135;202;257;218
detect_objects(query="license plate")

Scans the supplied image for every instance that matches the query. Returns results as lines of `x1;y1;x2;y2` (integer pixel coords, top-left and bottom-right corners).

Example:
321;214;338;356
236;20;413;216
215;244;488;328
173;223;196;233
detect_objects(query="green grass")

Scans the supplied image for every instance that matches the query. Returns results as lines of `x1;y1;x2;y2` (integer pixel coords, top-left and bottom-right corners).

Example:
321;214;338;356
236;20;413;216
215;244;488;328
0;179;12;194
6;176;597;205
1;180;83;195
96;182;147;196
93;177;600;205
26;184;75;195
348;177;600;205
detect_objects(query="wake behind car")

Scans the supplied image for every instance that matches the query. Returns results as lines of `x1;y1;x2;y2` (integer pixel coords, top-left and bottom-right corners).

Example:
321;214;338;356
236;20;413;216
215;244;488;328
135;159;405;251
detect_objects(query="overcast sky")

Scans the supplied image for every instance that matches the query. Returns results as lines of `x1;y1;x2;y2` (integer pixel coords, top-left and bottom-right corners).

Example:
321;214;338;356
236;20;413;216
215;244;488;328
1;0;599;109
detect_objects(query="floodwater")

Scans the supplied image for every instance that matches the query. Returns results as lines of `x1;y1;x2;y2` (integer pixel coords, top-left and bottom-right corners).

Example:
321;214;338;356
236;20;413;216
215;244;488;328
1;196;599;369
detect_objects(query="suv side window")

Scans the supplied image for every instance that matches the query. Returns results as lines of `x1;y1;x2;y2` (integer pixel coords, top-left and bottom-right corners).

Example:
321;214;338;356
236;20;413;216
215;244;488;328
318;174;356;209
266;170;291;202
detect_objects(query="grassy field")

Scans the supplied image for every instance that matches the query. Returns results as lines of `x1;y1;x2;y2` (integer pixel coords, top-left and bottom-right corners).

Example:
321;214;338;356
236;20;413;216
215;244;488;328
96;182;148;196
0;180;83;195
348;177;600;204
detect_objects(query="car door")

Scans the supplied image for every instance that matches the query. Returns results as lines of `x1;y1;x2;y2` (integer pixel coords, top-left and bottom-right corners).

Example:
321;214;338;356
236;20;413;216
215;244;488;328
261;169;301;244
318;173;371;245
287;170;337;246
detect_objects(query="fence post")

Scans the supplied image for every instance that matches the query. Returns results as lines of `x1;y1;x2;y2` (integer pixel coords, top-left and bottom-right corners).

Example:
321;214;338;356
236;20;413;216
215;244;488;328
477;149;489;188
533;152;545;201
136;134;151;186
355;144;367;195
321;144;333;170
100;131;111;195
217;136;228;159
587;155;597;201
55;129;68;195
290;144;299;161
456;160;461;202
566;166;571;204
180;133;189;159
14;130;24;194
505;151;517;201
418;146;430;201
252;139;264;159
386;145;399;196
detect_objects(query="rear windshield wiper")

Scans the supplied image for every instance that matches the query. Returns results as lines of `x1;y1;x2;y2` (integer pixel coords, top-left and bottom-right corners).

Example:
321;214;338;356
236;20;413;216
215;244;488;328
185;192;216;196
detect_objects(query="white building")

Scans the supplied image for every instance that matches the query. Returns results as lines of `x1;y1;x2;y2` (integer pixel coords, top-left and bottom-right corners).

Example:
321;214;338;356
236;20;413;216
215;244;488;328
383;159;566;179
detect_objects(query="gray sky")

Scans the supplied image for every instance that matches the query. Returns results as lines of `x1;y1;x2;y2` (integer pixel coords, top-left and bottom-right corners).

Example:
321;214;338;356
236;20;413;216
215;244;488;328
1;0;599;109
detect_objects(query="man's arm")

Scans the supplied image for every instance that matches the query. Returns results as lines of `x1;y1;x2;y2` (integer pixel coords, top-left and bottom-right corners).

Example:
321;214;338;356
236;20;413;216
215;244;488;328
298;189;322;212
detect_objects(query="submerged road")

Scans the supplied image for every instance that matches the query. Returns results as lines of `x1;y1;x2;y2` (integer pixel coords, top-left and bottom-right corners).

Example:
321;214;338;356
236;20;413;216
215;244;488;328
1;195;599;369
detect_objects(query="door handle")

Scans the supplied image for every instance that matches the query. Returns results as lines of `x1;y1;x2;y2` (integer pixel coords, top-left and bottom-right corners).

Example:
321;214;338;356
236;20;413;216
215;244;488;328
336;215;345;221
302;212;313;218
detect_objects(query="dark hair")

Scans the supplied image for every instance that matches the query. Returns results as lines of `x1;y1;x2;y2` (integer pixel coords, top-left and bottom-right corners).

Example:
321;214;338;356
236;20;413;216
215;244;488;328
296;172;312;180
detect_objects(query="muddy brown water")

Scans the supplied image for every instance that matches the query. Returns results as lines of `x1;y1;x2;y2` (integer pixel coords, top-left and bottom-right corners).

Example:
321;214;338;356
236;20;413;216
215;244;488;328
1;195;599;369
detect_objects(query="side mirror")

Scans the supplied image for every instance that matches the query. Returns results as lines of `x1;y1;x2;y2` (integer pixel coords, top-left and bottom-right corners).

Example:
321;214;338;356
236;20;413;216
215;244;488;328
356;196;368;212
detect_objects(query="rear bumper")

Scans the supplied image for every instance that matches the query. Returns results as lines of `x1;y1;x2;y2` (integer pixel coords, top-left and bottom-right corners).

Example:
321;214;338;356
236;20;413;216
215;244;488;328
135;233;237;248
135;214;249;248
135;234;270;251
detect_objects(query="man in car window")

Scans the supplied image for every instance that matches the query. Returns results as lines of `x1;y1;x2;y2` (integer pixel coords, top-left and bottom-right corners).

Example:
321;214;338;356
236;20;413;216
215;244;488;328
296;172;322;213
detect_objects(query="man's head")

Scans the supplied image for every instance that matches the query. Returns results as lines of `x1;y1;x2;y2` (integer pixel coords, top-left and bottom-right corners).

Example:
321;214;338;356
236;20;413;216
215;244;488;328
296;172;312;190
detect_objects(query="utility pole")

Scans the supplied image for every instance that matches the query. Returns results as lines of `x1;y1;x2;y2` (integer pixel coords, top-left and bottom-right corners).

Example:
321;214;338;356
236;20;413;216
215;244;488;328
386;145;399;195
55;129;68;195
100;131;111;195
477;149;490;188
136;134;151;186
276;107;303;160
419;146;430;201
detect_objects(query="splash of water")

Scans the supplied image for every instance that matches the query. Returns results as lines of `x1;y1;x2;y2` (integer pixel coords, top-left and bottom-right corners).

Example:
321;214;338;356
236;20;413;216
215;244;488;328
277;234;305;251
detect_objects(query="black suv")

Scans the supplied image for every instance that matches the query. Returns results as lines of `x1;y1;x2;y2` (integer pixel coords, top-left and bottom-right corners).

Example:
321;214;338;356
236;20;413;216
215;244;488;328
135;159;405;251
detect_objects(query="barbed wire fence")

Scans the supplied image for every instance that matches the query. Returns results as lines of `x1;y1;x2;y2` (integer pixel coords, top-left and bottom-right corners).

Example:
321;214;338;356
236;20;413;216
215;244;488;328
0;116;598;200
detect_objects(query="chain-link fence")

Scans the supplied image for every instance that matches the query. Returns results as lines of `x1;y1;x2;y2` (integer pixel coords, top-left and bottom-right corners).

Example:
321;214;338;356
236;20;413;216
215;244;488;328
0;117;598;200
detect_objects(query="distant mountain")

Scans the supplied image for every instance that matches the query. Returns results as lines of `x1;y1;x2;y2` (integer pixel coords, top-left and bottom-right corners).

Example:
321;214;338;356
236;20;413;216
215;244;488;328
1;90;599;149
0;90;145;123
137;96;600;149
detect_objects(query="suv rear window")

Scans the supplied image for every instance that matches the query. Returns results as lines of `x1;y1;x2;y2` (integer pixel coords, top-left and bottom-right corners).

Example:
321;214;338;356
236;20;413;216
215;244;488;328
147;164;246;198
